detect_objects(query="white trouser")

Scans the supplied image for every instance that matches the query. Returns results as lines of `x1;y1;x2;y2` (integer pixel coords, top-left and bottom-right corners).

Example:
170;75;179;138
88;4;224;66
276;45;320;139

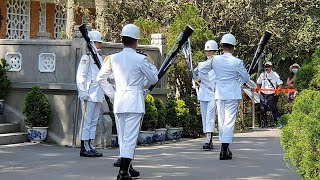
216;100;239;143
80;100;101;140
115;113;143;159
200;100;216;133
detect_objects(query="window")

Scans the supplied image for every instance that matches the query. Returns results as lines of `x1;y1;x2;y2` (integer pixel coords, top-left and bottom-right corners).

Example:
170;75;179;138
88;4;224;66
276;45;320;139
39;2;46;33
54;5;67;39
6;0;30;39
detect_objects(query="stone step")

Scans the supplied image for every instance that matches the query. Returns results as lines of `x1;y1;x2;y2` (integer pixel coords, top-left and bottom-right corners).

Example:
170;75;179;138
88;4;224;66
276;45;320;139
0;132;28;145
0;123;20;134
0;115;6;123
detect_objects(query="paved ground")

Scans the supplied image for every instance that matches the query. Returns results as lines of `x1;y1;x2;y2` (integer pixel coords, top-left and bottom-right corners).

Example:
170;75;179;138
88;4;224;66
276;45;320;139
0;128;300;180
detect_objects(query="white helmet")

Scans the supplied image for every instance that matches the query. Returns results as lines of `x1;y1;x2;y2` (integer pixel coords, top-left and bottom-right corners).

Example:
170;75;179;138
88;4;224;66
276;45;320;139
221;33;236;45
121;24;140;40
88;30;103;43
204;40;218;51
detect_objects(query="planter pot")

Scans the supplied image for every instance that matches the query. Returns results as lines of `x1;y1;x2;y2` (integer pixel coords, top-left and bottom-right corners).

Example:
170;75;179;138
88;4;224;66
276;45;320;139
0;99;4;115
167;127;181;140
27;127;48;143
153;128;167;142
111;134;119;148
138;131;154;145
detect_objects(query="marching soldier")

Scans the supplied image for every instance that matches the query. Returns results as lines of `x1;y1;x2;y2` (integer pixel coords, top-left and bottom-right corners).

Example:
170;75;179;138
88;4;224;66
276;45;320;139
257;61;283;127
211;34;250;160
193;40;218;150
97;24;158;180
76;30;104;157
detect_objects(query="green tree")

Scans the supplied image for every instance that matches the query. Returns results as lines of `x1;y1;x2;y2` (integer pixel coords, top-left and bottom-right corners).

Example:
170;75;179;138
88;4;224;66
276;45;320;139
134;17;160;44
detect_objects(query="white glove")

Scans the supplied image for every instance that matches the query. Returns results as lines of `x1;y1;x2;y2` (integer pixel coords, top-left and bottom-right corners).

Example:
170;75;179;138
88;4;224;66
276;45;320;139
80;95;89;100
143;89;150;99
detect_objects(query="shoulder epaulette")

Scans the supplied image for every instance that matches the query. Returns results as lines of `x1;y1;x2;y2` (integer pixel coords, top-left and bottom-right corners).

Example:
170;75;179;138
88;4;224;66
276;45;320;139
136;50;147;56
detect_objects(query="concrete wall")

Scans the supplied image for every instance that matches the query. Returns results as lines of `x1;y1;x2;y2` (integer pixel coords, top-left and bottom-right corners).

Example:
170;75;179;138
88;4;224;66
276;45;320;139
0;35;168;147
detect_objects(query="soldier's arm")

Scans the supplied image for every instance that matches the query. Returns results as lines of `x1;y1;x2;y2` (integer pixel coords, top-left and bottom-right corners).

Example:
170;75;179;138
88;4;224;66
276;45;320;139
193;66;200;81
140;56;158;85
76;55;90;97
97;56;116;99
236;60;250;83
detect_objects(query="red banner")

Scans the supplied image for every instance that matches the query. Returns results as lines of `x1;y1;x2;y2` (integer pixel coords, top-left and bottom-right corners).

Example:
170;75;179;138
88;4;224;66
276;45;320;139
256;88;297;93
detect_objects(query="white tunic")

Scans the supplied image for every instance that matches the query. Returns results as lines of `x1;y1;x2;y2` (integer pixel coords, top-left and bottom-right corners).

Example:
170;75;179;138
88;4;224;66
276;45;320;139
76;54;104;103
194;59;216;101
212;53;250;100
97;48;158;113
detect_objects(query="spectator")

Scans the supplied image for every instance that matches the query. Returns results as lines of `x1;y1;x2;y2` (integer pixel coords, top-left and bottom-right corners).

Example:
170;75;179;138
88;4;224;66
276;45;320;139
286;63;300;113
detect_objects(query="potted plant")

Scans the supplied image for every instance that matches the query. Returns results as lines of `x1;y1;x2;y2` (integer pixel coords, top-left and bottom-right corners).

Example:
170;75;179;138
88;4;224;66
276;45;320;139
0;59;11;115
153;98;167;142
23;86;51;143
166;100;180;140
138;94;157;145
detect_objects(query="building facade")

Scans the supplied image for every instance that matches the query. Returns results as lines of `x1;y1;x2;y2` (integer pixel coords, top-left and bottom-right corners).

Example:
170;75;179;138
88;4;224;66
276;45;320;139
0;0;95;40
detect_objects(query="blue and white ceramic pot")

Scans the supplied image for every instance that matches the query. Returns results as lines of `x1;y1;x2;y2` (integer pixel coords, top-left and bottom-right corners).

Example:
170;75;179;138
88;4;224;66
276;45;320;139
138;131;155;145
153;128;167;142
167;127;181;140
27;127;48;143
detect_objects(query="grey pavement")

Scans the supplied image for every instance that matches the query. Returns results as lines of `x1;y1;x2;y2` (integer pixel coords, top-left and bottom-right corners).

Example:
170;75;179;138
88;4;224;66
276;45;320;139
0;129;300;180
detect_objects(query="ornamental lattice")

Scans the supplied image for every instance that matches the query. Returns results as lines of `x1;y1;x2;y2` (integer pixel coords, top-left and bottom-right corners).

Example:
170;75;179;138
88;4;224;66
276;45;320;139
54;5;66;39
39;2;46;33
6;0;30;39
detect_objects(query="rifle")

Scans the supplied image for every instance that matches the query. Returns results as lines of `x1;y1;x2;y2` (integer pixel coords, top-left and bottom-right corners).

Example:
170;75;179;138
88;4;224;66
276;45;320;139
182;38;199;96
149;25;194;91
248;31;272;75
78;24;102;69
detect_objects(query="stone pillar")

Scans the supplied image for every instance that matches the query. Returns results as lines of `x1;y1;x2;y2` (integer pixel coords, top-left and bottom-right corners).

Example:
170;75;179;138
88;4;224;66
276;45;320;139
151;34;168;94
30;1;40;39
0;0;7;39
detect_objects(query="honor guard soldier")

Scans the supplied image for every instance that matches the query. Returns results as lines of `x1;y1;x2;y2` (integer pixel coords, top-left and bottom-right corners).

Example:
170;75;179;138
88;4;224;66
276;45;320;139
212;34;250;160
97;24;158;180
193;40;218;150
76;30;104;157
257;61;283;128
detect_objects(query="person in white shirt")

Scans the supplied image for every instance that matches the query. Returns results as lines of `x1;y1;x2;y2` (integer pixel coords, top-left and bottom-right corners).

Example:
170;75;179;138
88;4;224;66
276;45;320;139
97;24;158;180
212;33;250;160
256;61;283;128
194;40;218;150
76;30;104;158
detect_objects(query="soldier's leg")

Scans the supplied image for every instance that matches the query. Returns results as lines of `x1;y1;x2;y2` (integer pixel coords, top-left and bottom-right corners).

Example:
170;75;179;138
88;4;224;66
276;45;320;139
88;102;102;157
200;101;208;134
80;100;95;157
260;94;268;128
216;100;225;143
114;114;125;167
118;113;142;179
205;100;216;149
219;100;239;160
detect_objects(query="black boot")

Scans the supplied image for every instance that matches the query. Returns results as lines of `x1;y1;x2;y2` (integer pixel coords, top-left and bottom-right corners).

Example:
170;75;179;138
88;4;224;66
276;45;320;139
203;143;213;150
219;143;232;160
117;158;132;180
114;158;121;167
117;171;132;180
89;139;103;157
80;140;95;157
129;164;140;177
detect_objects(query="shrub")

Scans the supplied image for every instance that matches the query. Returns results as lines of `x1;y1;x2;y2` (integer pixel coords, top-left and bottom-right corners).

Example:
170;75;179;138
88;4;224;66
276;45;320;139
182;96;202;138
154;98;166;128
280;90;320;179
23;86;51;127
166;99;178;127
0;59;11;99
141;94;158;131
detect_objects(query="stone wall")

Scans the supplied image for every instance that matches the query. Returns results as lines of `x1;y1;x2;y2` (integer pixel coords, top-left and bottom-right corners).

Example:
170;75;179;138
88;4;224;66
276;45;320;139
0;35;167;147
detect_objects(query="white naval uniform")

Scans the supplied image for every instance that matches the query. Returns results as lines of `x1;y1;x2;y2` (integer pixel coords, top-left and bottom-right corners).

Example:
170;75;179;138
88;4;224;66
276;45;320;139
194;58;216;136
212;53;249;143
76;53;104;140
97;48;158;159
